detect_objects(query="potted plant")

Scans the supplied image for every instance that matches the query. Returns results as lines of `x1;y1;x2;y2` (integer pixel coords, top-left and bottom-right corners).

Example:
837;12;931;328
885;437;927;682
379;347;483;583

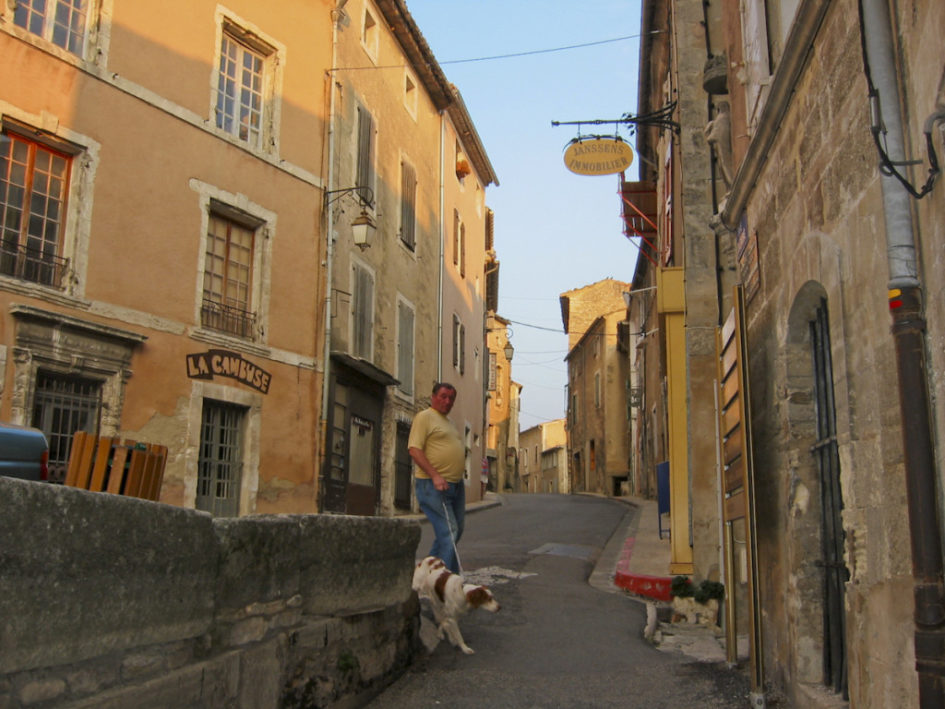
670;576;723;626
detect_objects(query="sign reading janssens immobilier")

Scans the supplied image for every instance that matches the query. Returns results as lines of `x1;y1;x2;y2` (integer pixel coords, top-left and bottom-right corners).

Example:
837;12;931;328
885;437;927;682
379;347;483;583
564;137;634;176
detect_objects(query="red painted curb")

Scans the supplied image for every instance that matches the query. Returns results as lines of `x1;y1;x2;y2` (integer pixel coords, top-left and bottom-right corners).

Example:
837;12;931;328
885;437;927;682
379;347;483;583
615;570;673;601
614;535;673;601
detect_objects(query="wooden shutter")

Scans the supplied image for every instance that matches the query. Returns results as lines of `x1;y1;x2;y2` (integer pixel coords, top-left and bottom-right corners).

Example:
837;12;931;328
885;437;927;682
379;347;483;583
400;161;416;248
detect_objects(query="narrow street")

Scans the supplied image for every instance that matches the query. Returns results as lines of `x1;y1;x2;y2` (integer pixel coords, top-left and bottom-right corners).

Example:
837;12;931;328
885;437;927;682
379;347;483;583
371;494;749;708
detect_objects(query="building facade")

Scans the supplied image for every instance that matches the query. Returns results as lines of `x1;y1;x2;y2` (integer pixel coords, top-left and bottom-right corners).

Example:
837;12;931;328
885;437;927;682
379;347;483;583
1;0;334;516
635;0;945;705
518;418;567;494
485;312;516;492
0;0;498;520
560;279;631;496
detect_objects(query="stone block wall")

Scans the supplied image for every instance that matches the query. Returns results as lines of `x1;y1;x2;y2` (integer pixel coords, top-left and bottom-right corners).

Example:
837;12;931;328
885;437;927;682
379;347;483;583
0;477;421;708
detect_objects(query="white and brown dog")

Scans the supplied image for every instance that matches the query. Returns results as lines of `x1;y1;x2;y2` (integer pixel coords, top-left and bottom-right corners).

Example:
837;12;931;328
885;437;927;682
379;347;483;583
412;556;500;654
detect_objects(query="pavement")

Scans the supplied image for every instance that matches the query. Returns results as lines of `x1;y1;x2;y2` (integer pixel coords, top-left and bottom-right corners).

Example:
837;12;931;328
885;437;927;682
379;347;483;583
407;490;743;664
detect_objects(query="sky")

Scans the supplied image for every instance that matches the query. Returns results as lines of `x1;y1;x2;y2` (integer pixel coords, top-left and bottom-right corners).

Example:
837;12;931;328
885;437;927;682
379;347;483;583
405;1;644;429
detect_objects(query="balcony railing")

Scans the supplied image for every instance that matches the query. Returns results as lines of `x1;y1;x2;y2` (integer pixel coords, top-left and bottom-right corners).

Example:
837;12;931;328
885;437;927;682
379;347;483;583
201;299;257;339
0;241;69;288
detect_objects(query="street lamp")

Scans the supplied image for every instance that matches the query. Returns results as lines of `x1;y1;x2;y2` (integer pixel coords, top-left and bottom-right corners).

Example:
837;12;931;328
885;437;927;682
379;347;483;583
504;341;514;361
349;209;376;250
325;185;376;250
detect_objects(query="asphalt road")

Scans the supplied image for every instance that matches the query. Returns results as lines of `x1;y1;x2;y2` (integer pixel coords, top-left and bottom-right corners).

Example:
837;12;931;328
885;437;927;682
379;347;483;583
369;493;750;708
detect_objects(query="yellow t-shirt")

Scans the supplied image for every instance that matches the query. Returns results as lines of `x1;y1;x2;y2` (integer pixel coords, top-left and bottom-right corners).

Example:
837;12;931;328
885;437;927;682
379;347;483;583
408;407;466;483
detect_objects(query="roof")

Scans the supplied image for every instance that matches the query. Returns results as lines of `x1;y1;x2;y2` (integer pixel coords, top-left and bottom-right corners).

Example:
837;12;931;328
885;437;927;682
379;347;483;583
375;0;498;187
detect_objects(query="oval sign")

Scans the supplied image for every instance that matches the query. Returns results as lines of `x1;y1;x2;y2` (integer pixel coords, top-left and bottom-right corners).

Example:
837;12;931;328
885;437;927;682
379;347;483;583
564;138;634;176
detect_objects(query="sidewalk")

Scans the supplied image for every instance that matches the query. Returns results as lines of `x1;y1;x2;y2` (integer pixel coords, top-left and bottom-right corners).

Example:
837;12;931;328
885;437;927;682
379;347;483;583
592;495;743;665
589;495;672;601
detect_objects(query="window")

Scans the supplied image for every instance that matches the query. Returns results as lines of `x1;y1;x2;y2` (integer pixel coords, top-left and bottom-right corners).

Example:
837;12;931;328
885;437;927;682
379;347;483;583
397;297;415;396
214;23;274;150
0;129;72;288
361;7;378;60
351;261;374;360
202;206;260;339
488;352;497;391
400;160;416;249
357;106;376;197
595;371;602;408
452;210;465;276
31;371;102;484
404;70;418;117
452;314;465;375
14;0;89;56
197;400;245;517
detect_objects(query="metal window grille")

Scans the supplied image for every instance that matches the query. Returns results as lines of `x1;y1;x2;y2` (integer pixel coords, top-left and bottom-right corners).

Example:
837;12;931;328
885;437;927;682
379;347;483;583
31;371;102;484
0;132;71;288
196;400;245;517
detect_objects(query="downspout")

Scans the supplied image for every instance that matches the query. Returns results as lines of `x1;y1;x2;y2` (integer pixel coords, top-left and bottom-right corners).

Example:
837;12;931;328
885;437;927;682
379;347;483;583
861;0;945;704
318;3;343;509
437;115;445;382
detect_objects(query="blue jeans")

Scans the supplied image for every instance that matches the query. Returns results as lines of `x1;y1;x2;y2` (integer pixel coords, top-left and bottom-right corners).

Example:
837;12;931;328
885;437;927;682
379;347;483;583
415;477;465;574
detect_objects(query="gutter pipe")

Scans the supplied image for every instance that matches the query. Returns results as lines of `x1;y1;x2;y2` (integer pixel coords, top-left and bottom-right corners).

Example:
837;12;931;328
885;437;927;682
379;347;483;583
861;0;945;704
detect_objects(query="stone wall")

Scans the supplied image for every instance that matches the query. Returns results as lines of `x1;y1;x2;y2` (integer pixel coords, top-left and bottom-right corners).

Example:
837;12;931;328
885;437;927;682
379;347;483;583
0;477;421;708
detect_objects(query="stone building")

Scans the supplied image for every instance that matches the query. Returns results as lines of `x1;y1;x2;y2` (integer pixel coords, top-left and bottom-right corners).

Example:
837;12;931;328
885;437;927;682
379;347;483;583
635;0;945;705
560;279;631;496
485;311;516;492
0;0;497;519
518;418;567;494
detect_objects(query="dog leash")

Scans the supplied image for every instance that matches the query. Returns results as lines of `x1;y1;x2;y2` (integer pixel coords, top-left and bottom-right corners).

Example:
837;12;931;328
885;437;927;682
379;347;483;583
441;493;463;575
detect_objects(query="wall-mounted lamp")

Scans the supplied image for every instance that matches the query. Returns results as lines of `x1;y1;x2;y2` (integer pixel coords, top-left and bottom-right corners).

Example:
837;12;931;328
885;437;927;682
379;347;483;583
504;341;514;361
325;185;377;250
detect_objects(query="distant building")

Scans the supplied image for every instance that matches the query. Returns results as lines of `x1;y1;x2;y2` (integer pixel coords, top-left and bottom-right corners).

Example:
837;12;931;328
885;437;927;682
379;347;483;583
518;418;567;494
560;279;631;496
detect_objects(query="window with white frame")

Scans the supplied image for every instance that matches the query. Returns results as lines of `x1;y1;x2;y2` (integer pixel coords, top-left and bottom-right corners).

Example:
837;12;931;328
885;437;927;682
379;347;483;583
356;106;376;197
400;159;416;249
0;126;74;289
452;314;465;375
13;0;89;56
214;21;276;150
351;260;374;360
397;297;415;396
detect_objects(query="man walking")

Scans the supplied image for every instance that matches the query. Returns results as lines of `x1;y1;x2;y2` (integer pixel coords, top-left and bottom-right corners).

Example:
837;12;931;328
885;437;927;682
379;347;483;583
408;382;466;573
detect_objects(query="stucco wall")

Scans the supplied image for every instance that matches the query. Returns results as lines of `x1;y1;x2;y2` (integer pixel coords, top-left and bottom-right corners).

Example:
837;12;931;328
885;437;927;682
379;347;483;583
0;477;421;708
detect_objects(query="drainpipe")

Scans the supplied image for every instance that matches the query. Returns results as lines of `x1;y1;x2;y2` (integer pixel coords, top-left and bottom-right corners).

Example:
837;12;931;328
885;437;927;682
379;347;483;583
861;0;945;704
318;3;344;509
437;116;445;382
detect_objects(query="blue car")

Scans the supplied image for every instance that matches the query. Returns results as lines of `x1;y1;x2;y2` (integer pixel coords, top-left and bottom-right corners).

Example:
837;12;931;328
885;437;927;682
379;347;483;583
0;422;50;481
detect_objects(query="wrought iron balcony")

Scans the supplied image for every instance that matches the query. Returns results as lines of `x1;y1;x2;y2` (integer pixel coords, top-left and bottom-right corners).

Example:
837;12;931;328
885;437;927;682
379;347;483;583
200;299;257;339
0;241;69;288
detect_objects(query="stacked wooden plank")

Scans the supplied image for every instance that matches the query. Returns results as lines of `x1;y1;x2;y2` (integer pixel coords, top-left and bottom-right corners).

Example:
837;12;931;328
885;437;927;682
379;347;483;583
65;431;167;501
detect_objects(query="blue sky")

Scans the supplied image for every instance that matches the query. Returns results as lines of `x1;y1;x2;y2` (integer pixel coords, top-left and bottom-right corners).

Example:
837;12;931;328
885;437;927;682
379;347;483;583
405;1;643;429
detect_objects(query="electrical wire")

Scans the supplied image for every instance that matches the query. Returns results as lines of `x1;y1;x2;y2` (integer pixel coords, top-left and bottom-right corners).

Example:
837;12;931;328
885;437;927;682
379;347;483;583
856;0;940;199
331;33;645;73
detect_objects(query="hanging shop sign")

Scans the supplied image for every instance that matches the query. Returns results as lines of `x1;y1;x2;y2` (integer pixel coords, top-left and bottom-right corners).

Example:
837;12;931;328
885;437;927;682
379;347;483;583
563;137;634;176
186;349;272;394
